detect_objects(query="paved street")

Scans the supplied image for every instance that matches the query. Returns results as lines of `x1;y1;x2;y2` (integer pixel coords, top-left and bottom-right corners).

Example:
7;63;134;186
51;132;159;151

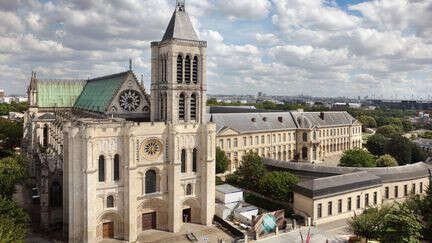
258;219;351;243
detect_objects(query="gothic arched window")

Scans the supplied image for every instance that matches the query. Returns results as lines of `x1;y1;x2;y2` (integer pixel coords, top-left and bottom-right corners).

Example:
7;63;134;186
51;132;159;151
303;132;308;142
145;170;157;194
192;148;198;172
191;94;197;121
185;55;191;84
164;58;167;82
43;124;49;147
193;56;198;84
181;149;186;173
302;147;308;159
98;155;105;182
107;195;114;208
161;57;165;82
50;182;62;208
114;154;120;181
177;55;183;83
179;93;185;120
186;184;192;195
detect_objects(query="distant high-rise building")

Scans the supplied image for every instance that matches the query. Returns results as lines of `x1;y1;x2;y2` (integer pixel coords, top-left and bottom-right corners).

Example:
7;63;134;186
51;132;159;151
0;89;4;98
257;92;263;97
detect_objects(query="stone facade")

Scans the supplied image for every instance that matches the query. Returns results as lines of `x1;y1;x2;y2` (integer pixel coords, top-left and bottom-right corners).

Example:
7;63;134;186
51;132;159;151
264;159;432;225
23;2;215;242
212;111;362;172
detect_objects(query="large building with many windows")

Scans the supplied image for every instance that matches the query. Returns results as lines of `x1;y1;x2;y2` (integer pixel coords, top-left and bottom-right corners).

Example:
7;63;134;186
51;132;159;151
265;159;432;225
24;2;215;242
211;111;362;171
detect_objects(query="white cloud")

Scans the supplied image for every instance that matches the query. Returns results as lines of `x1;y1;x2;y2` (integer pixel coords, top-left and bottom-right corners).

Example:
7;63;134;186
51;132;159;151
0;0;431;99
215;0;271;20
255;33;281;45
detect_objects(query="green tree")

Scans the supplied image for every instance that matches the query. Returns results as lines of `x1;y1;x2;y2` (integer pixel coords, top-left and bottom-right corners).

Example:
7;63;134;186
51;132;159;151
420;131;432;139
384;135;412;165
207;98;218;106
402;119;413;132
0;196;29;243
0;118;23;153
411;144;426;163
348;207;388;241
215;147;229;174
380;204;423;243
365;134;388;156
358;115;377;128
235;152;266;189
376;125;402;137
259;171;299;202
0;154;28;199
405;187;432;239
339;149;376;167
376;154;398;167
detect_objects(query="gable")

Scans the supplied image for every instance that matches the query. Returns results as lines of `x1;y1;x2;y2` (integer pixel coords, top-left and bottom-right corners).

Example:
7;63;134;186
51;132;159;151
218;127;240;136
106;74;150;115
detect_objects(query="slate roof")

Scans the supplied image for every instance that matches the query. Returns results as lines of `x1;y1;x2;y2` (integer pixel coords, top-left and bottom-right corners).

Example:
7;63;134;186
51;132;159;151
263;159;432;198
361;163;432;183
208;106;281;114
74;71;130;113
294;171;382;199
35;79;86;108
210;112;298;134
161;4;198;42
263;158;358;175
291;111;358;128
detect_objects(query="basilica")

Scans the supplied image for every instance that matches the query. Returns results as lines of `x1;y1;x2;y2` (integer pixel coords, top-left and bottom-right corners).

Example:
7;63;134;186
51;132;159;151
24;1;215;242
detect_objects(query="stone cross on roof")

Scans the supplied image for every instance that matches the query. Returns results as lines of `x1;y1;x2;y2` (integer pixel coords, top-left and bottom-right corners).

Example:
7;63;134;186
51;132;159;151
176;0;185;11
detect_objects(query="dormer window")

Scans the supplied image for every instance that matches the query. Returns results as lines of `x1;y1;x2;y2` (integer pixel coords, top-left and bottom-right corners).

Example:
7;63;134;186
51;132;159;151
251;118;256;122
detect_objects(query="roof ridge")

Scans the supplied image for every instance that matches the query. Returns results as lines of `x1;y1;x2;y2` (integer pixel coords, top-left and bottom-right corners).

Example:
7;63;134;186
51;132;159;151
87;71;130;82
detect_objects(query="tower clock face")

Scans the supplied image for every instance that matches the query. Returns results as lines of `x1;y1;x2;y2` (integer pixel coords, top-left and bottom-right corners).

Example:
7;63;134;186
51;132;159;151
119;89;141;112
141;138;163;160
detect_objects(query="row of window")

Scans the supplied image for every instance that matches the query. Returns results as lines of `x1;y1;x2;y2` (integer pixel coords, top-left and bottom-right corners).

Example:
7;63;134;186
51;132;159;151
98;155;120;182
179;93;198;121
177;55;199;84
180;149;198;173
384;182;424;199
317;192;379;218
219;132;296;149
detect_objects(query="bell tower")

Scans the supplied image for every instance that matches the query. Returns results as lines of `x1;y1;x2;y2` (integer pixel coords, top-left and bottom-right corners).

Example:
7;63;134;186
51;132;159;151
150;0;207;125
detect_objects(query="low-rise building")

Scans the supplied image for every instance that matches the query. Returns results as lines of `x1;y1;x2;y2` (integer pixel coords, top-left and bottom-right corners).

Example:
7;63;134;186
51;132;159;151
264;159;432;226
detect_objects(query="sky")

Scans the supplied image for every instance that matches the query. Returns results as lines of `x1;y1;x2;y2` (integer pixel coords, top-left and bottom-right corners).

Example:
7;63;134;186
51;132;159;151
1;0;432;99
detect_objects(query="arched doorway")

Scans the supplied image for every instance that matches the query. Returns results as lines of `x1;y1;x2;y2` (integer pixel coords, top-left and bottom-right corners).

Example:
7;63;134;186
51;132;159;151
137;198;168;232
182;198;201;224
97;211;123;240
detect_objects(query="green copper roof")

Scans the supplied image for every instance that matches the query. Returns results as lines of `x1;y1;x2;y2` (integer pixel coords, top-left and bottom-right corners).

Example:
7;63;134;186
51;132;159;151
36;80;86;108
74;71;130;113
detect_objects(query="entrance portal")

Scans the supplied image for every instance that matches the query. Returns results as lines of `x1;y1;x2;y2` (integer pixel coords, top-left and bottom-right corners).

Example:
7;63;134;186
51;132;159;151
142;212;156;231
102;222;114;239
182;208;191;223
